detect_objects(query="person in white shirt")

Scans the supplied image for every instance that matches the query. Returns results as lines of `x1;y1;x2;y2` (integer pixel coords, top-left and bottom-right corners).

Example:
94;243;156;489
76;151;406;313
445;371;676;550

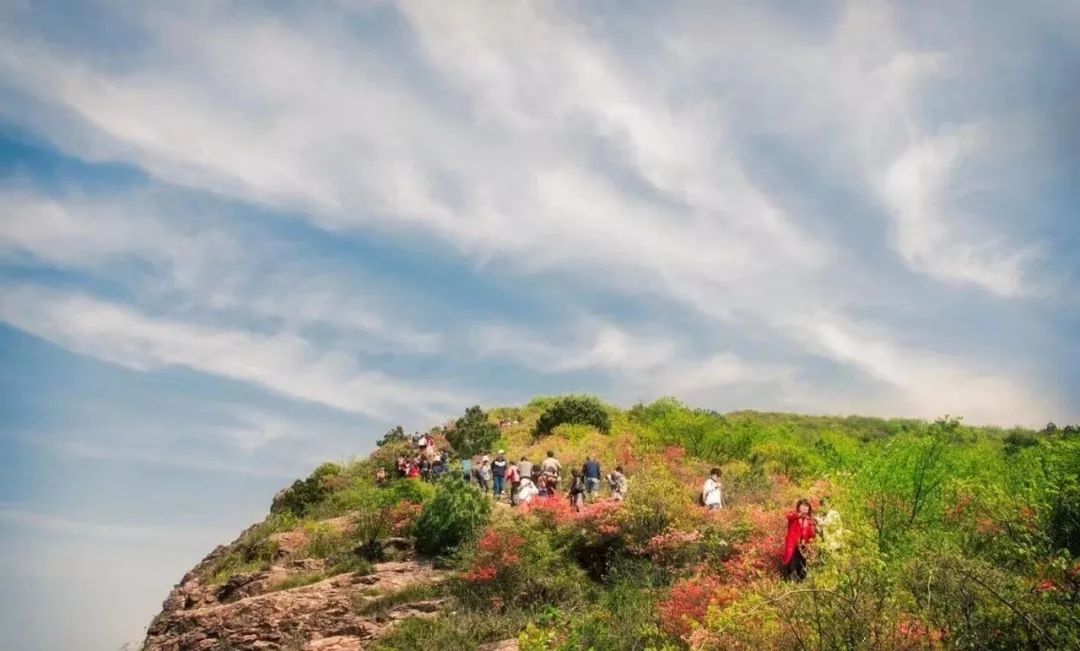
703;468;723;510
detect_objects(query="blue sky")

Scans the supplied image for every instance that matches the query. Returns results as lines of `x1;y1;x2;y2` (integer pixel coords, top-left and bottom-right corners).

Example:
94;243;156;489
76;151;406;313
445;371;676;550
1;1;1078;649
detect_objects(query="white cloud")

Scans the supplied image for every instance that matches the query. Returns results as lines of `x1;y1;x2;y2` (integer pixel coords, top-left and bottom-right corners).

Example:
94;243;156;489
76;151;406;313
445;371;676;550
0;188;444;354
0;0;1065;427
880;129;1041;296
0;283;463;420
790;310;1059;426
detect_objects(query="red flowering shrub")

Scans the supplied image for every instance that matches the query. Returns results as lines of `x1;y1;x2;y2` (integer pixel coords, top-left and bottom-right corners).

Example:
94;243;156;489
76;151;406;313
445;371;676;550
658;574;737;642
455;522;587;610
639;528;702;569
463;527;523;584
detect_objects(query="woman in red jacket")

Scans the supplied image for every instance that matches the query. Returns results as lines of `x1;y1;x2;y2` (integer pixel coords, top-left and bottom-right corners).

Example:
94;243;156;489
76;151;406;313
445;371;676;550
782;498;816;582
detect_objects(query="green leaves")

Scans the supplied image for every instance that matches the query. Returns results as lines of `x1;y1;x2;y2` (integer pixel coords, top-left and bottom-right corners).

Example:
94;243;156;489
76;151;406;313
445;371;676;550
446;405;500;456
533;395;612;439
413;478;491;556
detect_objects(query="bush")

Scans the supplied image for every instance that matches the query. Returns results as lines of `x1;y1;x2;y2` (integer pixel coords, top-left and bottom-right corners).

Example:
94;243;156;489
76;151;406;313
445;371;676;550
208;512;298;583
534;396;612;439
455;522;587;611
446;406;500;457
271;462;343;518
413;478;491;556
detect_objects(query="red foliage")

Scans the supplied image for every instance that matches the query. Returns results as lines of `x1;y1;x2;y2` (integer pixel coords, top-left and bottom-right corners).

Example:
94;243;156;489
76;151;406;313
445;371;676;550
463;527;523;584
896;616;945;644
658;574;736;641
662;446;686;463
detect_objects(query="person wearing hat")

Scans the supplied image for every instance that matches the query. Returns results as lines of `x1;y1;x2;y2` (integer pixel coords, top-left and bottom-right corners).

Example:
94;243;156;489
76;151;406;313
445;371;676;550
476;455;492;494
491;449;509;501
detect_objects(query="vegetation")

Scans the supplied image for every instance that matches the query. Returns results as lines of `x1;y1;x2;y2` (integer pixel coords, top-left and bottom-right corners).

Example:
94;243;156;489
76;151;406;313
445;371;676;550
533;395;612;438
270;462;344;518
412;477;491;556
223;397;1079;649
446;405;501;456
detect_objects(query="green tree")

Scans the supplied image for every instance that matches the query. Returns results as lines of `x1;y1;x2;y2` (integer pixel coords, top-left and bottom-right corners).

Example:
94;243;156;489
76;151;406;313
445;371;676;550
445;405;500;457
413;478;490;556
534;395;611;439
377;425;408;447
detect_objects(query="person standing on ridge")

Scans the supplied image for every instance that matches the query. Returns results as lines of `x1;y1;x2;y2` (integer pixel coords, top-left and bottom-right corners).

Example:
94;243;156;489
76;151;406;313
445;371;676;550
492;450;508;500
702;468;723;510
582;454;602;502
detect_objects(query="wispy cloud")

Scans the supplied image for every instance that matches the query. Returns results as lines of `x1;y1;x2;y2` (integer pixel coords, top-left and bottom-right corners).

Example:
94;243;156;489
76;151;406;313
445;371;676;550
0;282;463;420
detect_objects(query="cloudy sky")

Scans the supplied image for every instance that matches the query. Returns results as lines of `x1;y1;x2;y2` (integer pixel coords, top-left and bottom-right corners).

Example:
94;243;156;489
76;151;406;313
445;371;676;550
0;1;1078;648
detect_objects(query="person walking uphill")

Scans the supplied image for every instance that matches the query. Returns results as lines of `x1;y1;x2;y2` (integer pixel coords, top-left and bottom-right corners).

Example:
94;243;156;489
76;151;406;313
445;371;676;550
475;455;492;494
541;450;562;491
582;455;601;502
569;468;586;512
506;461;521;506
782;499;816;582
702;468;723;510
607;466;628;501
492;450;508;500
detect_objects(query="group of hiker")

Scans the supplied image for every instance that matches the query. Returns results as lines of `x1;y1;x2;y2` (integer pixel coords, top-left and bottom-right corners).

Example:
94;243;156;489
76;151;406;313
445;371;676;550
385;437;839;582
463;449;629;509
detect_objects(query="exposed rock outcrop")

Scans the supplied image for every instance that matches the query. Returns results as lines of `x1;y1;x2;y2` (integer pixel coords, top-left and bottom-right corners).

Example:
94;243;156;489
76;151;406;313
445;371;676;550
144;550;447;651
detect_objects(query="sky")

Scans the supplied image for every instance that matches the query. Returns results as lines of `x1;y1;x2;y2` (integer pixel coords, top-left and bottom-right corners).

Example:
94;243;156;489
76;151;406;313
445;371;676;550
0;1;1078;649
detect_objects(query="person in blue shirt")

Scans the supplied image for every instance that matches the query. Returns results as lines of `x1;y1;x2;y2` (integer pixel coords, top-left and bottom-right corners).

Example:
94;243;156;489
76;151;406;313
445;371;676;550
582;454;602;502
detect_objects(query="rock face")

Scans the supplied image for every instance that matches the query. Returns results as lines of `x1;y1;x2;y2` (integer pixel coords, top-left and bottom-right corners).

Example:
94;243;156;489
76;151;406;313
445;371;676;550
144;538;447;651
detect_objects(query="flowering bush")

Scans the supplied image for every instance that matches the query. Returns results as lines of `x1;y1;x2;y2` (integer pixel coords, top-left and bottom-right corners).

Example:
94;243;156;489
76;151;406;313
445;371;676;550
658;574;737;642
455;521;587;611
463;528;524;585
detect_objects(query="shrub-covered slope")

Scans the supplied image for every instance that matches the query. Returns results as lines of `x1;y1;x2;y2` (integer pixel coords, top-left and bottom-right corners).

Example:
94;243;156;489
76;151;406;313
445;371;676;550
143;398;1080;650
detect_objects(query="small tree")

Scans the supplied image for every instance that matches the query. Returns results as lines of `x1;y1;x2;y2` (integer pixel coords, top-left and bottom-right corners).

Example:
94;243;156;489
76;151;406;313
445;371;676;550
270;462;343;517
445;405;500;457
534;395;612;439
377;425;408;447
413;478;491;556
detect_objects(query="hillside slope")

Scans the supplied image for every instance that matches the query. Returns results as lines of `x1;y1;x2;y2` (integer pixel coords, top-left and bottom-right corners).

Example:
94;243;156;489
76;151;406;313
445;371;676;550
142;398;1080;650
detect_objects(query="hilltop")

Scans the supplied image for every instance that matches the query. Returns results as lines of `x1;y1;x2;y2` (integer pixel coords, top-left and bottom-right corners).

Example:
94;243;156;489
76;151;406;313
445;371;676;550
142;397;1079;650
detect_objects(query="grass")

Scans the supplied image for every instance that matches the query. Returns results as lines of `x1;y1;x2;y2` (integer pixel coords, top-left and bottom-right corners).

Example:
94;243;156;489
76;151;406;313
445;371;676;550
371;607;534;649
352;581;447;616
271;571;328;592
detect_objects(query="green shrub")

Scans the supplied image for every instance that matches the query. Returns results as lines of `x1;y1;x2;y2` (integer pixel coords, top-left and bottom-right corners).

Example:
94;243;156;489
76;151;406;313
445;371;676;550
208;512;298;583
377;425;409;447
454;522;587;611
534;395;612;439
271;462;343;518
446;406;500;457
413;478;491;556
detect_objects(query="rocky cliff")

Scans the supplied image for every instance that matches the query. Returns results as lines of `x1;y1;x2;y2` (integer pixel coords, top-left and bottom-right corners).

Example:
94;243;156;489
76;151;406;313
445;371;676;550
141;514;454;651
